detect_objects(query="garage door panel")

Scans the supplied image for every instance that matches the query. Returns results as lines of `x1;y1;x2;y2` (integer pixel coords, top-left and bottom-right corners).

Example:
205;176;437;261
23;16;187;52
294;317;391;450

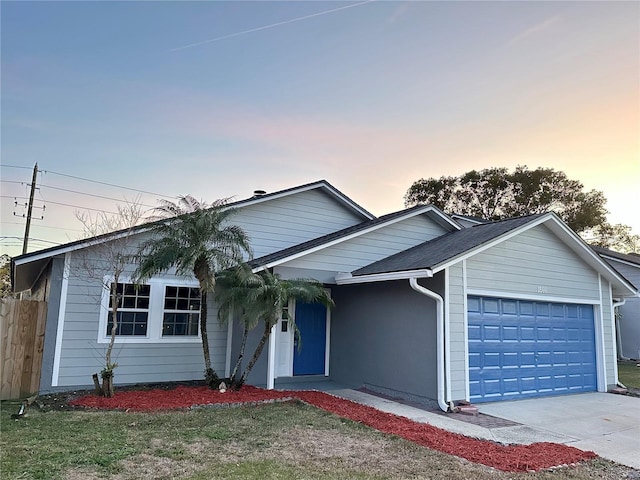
468;296;597;402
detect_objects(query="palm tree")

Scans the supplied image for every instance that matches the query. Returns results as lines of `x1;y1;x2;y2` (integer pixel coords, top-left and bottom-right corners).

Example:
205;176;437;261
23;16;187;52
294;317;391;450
134;196;252;387
216;267;334;388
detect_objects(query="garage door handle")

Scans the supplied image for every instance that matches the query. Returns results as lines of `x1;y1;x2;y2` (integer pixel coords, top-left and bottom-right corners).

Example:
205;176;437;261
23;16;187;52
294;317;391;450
534;354;539;363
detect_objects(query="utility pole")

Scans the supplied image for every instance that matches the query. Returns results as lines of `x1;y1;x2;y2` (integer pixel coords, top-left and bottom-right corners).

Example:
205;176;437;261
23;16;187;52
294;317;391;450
22;163;38;255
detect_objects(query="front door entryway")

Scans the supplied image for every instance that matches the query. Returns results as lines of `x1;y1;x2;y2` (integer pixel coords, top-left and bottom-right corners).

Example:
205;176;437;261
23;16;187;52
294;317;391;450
293;301;327;376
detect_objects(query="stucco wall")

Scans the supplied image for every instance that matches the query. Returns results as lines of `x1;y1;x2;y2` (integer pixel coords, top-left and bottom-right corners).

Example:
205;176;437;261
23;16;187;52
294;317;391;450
330;276;444;407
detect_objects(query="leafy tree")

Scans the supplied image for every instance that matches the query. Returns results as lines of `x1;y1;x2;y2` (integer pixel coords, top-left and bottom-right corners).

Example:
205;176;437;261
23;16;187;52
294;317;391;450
404;166;608;233
0;254;14;299
215;267;333;389
134;196;252;387
74;201;145;397
585;223;640;254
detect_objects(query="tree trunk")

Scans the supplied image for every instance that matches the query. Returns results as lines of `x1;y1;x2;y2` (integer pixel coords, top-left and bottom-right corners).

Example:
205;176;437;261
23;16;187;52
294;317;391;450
199;289;219;387
102;371;114;397
92;373;103;396
230;325;249;389
238;320;273;387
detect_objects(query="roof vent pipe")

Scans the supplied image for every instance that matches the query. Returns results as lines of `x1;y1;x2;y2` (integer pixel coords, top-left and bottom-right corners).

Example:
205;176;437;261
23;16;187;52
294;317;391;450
253;190;267;197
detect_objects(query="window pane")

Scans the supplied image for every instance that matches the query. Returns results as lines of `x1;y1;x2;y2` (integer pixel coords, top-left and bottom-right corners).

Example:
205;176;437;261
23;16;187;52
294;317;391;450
123;296;136;308
177;298;188;310
124;284;136;296
137;297;149;309
165;286;178;298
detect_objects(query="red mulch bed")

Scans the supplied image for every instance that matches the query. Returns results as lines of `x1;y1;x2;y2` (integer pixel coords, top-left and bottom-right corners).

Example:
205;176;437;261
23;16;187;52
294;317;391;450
70;386;597;472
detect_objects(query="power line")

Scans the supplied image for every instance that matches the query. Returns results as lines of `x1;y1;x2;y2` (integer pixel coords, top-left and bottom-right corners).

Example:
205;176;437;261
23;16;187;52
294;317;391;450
0;164;32;170
41;169;175;199
1;221;84;233
2;195;117;214
1;236;61;245
2;164;175;199
40;199;119;215
39;183;157;208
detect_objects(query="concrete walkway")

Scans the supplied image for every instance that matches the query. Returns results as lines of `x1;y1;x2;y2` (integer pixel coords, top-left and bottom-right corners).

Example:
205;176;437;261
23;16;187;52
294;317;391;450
277;379;640;469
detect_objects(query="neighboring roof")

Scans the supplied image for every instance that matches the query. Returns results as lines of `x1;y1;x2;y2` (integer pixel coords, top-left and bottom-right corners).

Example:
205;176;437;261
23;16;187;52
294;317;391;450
353;215;542;275
11;180;373;291
249;204;460;270
591;245;640;267
450;213;489;225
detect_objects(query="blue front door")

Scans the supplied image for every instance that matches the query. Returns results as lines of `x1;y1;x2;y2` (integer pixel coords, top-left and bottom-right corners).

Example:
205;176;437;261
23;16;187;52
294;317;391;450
293;302;327;376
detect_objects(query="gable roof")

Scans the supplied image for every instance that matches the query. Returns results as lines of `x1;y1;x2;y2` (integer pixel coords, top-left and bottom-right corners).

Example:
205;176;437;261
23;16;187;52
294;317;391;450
353;214;543;275
351;212;637;297
11;180;372;292
248;204;461;271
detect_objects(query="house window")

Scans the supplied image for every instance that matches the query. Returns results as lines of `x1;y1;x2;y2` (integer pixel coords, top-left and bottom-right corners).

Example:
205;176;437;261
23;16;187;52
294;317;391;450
162;286;200;336
106;283;151;336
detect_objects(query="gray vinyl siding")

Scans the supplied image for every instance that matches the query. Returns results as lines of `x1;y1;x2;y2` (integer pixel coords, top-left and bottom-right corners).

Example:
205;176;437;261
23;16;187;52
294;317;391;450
466;225;600;300
52;188;364;390
55;250;223;388
600;277;616;387
330;276;444;408
232;189;365;258
447;263;467;401
283;215;448;273
605;259;640;359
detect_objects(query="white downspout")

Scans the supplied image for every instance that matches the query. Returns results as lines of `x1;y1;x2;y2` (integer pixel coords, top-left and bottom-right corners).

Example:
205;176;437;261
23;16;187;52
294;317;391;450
613;298;630;362
409;277;449;412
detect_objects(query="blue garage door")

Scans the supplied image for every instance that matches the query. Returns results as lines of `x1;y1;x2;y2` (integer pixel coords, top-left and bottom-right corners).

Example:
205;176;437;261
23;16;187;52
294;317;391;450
468;296;597;403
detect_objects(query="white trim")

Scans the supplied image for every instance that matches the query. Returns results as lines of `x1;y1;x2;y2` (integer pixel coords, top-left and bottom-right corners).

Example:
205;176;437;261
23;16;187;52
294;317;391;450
237;181;375;220
51;253;70;387
599;255;640;270
431;214;636;296
256;206;459;271
596;274;607;391
97;276;202;344
336;269;432;285
609;281;619;385
324;289;332;377
444;267;452;403
13;180;374;272
267;322;277;389
466;288;600;305
462;260;470;401
225;313;233;378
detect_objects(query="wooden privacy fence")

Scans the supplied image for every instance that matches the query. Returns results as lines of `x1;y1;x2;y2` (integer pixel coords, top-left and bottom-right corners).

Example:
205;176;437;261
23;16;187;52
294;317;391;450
0;299;47;400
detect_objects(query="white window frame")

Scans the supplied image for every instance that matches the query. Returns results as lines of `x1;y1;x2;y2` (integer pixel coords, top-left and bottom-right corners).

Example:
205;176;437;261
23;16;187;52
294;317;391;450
98;276;202;344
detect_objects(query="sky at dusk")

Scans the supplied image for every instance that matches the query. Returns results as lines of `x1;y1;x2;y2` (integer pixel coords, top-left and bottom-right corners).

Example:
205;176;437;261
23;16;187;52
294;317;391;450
1;1;639;257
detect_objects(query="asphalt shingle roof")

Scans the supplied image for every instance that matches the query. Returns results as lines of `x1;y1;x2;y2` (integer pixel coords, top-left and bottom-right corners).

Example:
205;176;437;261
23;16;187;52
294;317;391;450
353;214;546;276
591;245;640;266
249;205;437;268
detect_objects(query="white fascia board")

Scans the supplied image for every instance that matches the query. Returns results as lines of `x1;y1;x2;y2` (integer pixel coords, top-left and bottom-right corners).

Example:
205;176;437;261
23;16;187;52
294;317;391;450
260;206;456;270
432;213;638;297
13;228;149;266
600;255;640;270
335;269;432;284
236;181;374;220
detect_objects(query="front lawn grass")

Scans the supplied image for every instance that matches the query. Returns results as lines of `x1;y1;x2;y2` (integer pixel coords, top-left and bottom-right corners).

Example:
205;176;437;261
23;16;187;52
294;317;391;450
618;360;640;388
0;400;634;479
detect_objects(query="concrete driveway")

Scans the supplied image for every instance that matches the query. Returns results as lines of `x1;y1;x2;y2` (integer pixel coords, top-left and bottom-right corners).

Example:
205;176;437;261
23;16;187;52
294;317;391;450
479;393;640;469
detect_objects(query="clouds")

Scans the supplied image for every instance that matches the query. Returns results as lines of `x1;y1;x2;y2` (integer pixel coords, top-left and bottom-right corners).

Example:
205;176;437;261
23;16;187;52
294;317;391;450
506;15;562;46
